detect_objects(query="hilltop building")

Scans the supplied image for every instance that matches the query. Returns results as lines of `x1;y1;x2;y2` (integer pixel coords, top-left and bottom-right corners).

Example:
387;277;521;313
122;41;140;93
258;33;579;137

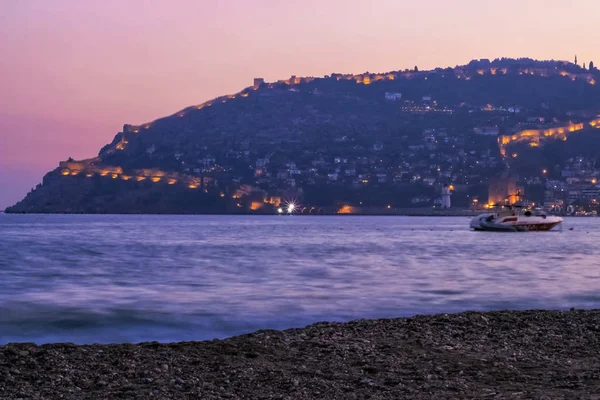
253;78;265;90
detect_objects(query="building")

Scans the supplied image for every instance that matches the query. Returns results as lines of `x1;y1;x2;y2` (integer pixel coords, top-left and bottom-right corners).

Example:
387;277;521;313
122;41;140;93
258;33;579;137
488;176;524;205
440;184;452;208
376;173;388;183
253;78;265;90
384;92;402;101
474;126;500;136
256;158;269;167
277;170;289;179
201;157;215;167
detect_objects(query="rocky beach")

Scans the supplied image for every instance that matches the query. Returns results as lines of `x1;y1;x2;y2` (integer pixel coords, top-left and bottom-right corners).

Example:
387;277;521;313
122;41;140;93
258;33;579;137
2;310;600;399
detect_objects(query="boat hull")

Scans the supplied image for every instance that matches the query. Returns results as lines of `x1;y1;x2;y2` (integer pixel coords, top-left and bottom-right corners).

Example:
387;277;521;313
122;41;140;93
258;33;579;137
470;214;563;232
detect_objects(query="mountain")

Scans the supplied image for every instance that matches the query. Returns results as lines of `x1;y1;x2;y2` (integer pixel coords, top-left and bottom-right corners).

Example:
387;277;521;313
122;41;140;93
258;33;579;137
7;58;600;214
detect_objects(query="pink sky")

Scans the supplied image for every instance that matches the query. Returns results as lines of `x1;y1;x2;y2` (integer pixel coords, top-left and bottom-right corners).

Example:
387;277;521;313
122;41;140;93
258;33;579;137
2;0;600;209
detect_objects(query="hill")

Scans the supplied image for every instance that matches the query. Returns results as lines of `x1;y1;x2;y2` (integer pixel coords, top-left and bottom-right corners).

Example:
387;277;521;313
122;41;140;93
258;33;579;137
7;58;600;214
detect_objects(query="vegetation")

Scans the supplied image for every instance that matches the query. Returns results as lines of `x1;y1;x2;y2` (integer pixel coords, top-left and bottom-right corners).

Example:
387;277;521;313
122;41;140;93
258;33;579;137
7;58;600;214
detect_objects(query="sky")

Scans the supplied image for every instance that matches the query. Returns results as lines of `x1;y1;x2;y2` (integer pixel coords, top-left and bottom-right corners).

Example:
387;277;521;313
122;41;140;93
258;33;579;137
1;0;600;209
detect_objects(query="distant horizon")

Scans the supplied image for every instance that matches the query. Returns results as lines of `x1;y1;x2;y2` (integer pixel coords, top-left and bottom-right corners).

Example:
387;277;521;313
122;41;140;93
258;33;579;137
2;0;600;209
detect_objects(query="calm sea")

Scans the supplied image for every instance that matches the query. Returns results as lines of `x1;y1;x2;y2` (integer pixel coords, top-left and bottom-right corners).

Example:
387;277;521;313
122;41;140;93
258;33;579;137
1;214;599;344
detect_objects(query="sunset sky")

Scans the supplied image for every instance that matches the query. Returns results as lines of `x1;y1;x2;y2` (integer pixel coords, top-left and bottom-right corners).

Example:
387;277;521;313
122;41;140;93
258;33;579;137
2;0;600;209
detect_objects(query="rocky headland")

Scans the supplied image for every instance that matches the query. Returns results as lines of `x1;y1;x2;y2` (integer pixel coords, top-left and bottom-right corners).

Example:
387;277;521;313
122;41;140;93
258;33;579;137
2;309;600;399
7;58;600;215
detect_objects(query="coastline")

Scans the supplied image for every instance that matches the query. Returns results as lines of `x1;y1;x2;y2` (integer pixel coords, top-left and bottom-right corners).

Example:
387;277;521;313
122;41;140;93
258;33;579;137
3;210;588;217
1;208;481;217
2;309;600;399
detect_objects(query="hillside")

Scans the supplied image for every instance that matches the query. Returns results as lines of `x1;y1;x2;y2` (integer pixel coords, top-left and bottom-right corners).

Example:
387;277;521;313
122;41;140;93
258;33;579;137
7;58;600;214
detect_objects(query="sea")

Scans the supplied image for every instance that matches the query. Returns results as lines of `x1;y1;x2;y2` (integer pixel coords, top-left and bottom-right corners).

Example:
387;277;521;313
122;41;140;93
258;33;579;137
1;214;599;345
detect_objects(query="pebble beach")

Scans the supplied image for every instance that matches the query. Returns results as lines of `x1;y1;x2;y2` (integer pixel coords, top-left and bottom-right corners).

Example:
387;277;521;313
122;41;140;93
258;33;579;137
2;309;600;399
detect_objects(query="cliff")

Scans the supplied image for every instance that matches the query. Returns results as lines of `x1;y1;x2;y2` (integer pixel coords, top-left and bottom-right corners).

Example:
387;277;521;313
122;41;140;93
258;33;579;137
7;58;600;214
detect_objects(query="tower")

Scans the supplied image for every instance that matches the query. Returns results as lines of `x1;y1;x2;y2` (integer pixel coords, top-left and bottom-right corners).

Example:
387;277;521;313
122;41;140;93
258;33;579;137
441;184;452;208
253;78;265;90
575;55;578;66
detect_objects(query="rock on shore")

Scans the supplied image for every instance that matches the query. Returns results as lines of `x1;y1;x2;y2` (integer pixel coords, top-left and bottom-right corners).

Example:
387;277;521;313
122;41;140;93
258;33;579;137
2;310;600;399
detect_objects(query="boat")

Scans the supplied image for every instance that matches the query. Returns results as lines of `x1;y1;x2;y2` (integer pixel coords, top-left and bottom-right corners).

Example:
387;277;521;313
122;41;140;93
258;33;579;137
470;195;563;232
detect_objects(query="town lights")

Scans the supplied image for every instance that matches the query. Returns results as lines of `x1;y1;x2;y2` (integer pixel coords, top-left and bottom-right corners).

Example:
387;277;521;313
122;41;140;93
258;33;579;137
287;203;295;214
277;208;283;214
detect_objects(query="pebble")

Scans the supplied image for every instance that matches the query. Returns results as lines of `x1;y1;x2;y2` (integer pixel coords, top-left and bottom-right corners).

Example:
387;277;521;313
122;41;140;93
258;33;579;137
1;310;599;398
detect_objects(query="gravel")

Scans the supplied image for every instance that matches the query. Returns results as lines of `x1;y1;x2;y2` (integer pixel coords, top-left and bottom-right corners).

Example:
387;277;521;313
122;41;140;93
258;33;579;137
2;309;600;399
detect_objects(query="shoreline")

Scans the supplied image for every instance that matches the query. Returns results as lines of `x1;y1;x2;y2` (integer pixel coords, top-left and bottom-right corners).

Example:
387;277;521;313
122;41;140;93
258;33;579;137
0;209;502;217
2;207;479;216
2;212;478;217
2;309;600;398
3;211;591;217
3;206;589;217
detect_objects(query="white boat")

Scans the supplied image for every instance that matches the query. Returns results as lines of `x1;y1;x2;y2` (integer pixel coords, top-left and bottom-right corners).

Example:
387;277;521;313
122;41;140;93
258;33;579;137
470;199;563;232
